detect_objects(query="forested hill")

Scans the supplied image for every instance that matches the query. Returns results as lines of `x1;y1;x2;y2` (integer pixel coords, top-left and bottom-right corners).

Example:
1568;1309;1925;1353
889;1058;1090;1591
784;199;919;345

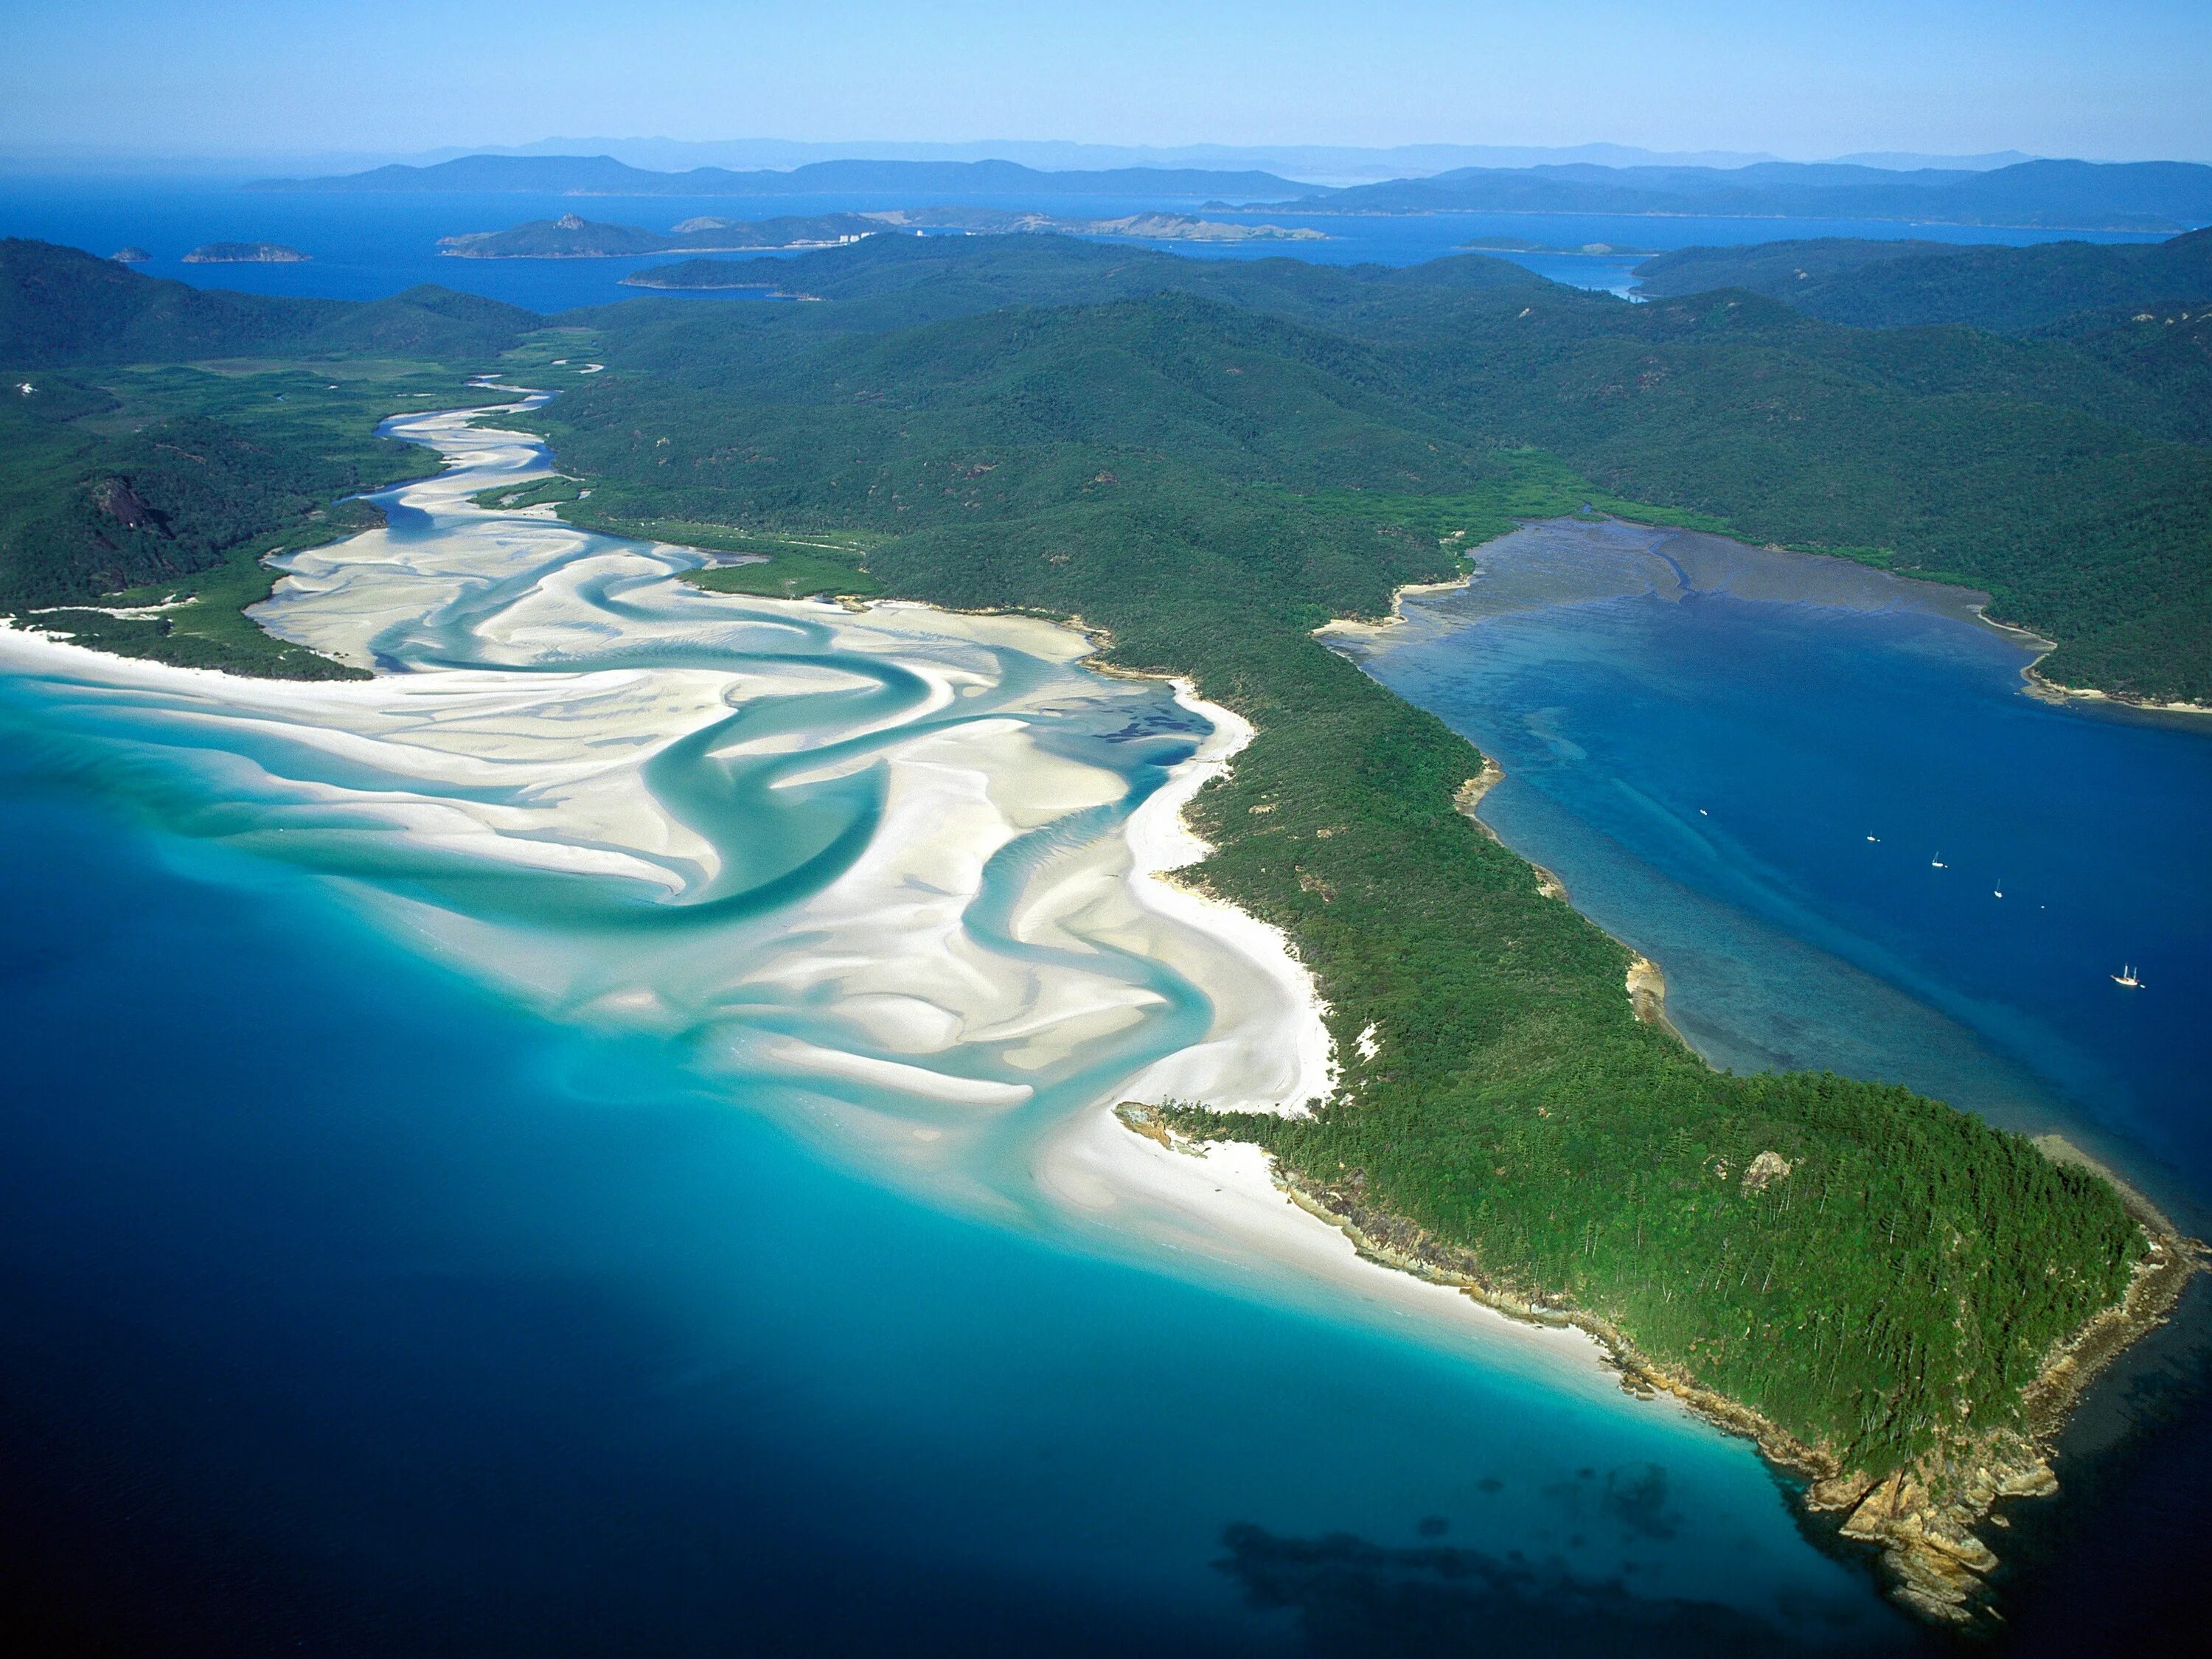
1;239;538;365
560;234;2212;701
1635;227;2212;332
248;153;1315;201
567;232;1548;339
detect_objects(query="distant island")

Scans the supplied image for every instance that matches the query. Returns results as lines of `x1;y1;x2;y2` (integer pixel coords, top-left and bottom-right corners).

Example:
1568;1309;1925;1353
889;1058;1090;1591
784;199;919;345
247;153;1312;203
443;209;1323;261
181;242;309;264
110;246;150;263
438;212;878;258
869;206;1324;243
243;150;2212;234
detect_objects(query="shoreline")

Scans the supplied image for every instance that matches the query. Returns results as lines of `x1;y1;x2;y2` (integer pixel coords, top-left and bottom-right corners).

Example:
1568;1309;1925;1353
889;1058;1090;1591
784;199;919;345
1154;550;2206;1624
1117;1103;2200;1627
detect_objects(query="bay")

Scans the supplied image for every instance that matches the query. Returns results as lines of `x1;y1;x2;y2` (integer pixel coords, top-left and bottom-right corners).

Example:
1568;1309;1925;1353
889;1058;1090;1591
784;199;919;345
1332;517;2212;1649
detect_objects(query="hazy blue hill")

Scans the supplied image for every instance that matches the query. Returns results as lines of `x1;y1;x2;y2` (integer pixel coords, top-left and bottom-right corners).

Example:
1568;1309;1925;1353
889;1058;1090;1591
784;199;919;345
1;240;538;366
1285;158;2212;231
1936;159;2212;229
248;153;1318;200
1635;229;2212;333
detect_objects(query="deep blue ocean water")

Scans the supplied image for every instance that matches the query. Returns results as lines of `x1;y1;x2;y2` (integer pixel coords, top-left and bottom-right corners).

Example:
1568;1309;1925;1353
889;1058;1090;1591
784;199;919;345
0;173;2165;307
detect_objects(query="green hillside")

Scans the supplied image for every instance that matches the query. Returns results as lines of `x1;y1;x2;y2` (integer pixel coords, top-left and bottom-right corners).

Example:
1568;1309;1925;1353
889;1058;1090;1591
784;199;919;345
2;239;538;365
1635;227;2212;333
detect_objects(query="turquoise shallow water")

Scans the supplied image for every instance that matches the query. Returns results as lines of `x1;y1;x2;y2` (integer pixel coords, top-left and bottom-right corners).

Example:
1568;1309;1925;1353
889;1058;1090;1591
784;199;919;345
0;430;1913;1652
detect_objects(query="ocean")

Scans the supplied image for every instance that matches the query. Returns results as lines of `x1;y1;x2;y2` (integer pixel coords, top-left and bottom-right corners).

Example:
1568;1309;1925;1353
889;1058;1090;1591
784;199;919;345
0;171;2167;307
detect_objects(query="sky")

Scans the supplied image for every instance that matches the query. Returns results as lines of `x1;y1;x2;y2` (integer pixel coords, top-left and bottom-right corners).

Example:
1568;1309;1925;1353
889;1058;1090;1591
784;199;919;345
3;0;2208;165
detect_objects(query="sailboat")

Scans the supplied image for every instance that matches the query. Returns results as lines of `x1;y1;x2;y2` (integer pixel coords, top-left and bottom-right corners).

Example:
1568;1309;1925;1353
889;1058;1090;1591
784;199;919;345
2113;964;2143;989
1931;852;1947;869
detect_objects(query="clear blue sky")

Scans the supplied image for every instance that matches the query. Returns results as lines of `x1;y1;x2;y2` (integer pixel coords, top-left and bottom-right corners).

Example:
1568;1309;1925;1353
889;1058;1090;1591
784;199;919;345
5;0;2207;162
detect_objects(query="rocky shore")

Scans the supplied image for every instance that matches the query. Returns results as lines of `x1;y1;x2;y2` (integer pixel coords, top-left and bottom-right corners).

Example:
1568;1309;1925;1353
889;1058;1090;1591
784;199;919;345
1117;1103;2202;1629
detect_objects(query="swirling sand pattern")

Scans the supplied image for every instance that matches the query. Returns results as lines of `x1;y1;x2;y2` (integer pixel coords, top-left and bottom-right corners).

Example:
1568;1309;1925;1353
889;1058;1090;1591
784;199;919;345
1;397;1349;1231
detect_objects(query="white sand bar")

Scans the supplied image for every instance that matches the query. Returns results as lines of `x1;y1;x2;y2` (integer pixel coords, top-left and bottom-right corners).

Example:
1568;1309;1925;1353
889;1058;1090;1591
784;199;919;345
0;390;1621;1391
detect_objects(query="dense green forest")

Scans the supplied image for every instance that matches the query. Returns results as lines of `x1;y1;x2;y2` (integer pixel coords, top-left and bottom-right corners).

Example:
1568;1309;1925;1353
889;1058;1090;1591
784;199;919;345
1634;226;2212;333
514;237;2160;1483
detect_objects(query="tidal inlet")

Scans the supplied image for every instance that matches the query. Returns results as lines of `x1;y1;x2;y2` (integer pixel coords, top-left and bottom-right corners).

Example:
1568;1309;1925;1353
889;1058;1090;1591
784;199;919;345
0;394;1596;1345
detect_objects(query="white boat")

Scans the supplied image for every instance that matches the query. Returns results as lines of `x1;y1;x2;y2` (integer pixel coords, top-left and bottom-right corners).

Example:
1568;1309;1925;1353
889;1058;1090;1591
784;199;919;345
2113;964;2143;989
1931;853;1946;869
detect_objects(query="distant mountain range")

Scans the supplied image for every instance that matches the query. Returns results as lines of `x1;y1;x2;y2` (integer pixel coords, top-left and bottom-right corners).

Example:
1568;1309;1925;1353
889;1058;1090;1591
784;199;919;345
249;153;2212;233
1281;158;2212;232
14;135;2057;184
247;155;1314;202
